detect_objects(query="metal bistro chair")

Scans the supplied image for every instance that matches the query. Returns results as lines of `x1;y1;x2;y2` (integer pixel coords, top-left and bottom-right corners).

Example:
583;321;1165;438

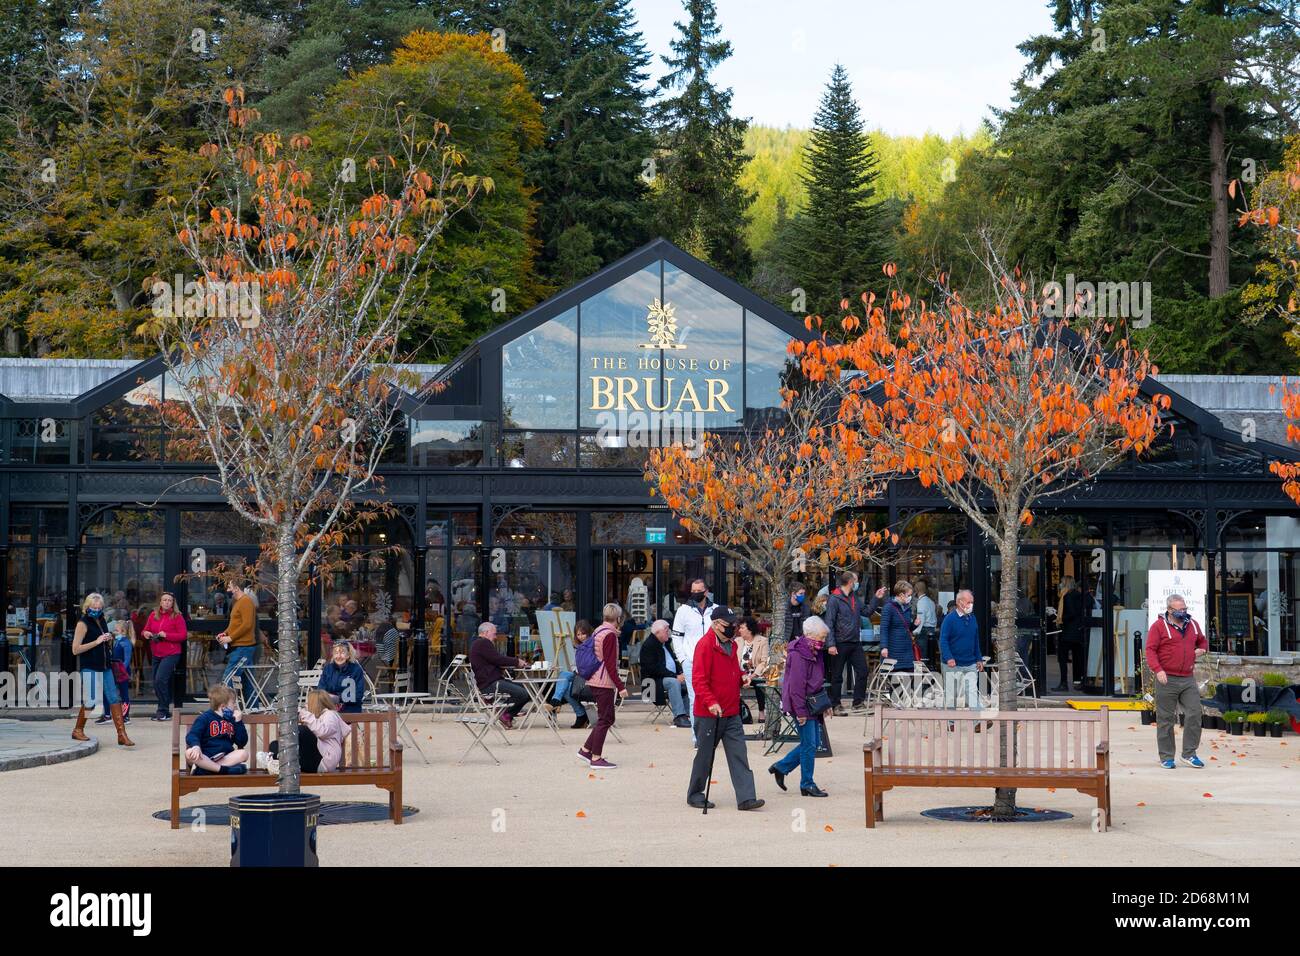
229;674;274;715
433;654;473;713
862;657;898;735
763;683;801;757
372;672;431;764
455;681;513;765
296;668;322;708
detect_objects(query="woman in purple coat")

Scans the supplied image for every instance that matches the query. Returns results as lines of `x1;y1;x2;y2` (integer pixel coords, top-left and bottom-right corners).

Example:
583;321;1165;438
767;615;830;797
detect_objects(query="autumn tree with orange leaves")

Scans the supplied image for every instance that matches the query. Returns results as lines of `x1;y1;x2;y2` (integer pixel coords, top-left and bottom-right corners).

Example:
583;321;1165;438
1238;139;1300;503
799;246;1167;818
645;385;895;648
150;87;486;793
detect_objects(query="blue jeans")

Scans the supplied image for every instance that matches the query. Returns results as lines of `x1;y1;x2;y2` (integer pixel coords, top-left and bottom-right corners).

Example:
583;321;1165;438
80;670;120;709
551;671;586;717
662;675;689;718
772;715;820;790
222;645;260;706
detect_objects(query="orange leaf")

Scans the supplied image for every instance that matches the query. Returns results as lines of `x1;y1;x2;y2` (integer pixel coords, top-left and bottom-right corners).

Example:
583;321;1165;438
824;825;834;832
1202;793;1213;798
1136;802;1146;807
575;810;587;818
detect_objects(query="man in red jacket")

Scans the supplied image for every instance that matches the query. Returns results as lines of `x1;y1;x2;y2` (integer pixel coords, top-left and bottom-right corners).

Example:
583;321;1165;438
1145;593;1208;769
686;608;764;811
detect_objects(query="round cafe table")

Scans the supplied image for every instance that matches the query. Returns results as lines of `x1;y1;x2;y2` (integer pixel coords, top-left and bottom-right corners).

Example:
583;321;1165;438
506;666;563;745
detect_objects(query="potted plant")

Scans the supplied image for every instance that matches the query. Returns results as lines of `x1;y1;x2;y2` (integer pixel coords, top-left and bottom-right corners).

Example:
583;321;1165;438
1247;712;1269;737
1266;710;1288;738
1202;711;1221;730
1224;711;1246;735
1136;695;1156;725
1260;672;1289;687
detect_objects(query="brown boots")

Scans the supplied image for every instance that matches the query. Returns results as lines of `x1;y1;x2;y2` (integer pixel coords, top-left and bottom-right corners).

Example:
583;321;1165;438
111;702;134;747
71;706;89;741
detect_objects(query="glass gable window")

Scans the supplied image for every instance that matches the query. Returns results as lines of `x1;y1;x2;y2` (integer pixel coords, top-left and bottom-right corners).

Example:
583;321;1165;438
580;262;663;427
91;376;164;461
4;418;77;464
494;256;796;468
502;307;577;429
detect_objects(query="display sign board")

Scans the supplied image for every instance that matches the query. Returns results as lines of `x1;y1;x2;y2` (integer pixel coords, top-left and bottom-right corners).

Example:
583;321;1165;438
645;527;667;544
1145;570;1207;630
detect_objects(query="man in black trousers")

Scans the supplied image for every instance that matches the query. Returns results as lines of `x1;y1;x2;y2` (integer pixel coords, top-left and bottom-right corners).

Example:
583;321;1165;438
686;608;764;812
823;571;886;716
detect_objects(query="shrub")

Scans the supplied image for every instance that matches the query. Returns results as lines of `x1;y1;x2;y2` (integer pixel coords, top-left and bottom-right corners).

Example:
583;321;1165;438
1223;710;1246;722
1246;711;1269;724
1221;676;1244;685
1265;709;1289;724
1260;672;1291;687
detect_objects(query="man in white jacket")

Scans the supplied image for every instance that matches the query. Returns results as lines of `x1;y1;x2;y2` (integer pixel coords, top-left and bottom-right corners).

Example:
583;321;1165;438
671;578;715;746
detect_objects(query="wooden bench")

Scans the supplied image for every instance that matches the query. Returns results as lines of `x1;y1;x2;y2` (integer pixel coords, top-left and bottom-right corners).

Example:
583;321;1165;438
863;707;1111;829
170;710;403;829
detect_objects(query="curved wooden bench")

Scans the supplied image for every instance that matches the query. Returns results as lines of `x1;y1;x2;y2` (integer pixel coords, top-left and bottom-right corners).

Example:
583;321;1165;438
863;707;1110;828
170;710;403;828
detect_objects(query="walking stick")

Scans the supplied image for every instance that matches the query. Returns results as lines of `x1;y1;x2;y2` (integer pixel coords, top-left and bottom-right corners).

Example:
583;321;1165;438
702;713;721;815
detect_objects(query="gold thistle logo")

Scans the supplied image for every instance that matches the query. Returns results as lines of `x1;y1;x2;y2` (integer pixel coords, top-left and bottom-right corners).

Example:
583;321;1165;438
641;298;686;349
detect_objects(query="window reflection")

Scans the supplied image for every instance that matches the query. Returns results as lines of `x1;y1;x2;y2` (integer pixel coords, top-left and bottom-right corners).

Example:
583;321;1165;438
663;264;743;428
410;420;484;468
502;308;577;429
580;262;662;428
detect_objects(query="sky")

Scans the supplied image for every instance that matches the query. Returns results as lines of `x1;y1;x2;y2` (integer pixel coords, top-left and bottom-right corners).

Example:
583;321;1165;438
629;0;1058;136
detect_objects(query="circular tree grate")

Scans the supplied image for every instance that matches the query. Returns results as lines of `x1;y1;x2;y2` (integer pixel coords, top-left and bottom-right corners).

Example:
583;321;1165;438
920;805;1072;823
154;801;418;826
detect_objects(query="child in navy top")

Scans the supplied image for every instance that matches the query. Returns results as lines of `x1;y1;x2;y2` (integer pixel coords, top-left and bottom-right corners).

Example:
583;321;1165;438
184;684;249;774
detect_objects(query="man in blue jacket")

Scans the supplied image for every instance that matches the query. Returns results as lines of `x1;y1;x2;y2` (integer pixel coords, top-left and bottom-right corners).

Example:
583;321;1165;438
939;589;984;708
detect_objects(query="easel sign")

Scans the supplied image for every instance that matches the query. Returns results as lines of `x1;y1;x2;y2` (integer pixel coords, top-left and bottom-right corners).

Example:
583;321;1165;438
1146;570;1207;629
537;610;577;670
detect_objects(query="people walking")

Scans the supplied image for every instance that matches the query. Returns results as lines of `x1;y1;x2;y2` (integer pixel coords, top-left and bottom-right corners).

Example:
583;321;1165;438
823;571;885;716
578;604;627;770
686;608;764;812
671;578;716;744
912;579;939;669
1145;594;1208;769
878;580;917;673
1054;577;1087;691
768;615;831;797
70;592;133;747
143;592;187;721
939;590;983;708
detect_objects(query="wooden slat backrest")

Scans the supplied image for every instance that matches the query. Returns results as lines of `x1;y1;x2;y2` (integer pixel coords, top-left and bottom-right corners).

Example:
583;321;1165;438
875;709;1107;772
180;712;396;772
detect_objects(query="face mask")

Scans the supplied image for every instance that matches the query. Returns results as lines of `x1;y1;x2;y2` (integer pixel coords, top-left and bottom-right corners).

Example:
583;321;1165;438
221;707;234;719
1171;610;1189;624
794;594;805;605
87;608;102;618
899;596;911;606
692;592;707;605
721;623;736;639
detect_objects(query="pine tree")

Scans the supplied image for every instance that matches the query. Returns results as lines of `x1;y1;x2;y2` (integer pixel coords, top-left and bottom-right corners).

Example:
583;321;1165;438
785;64;892;321
651;0;754;280
428;0;655;281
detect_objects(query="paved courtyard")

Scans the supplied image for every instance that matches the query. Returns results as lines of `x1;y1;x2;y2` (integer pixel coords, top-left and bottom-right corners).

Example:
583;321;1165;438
2;710;1297;867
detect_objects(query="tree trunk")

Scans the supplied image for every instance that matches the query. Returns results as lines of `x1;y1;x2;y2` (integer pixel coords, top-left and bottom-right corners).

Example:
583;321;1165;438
992;531;1021;818
1208;86;1230;299
275;525;301;795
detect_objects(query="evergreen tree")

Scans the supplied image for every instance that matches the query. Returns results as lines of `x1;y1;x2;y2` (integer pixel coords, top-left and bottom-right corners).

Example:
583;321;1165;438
651;0;754;280
784;64;892;321
428;0;655;281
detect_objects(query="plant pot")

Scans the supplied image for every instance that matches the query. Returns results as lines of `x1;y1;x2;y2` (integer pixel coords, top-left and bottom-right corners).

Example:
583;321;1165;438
1140;710;1156;725
1228;723;1244;735
1269;724;1283;738
1251;725;1268;737
229;792;320;868
1202;714;1220;730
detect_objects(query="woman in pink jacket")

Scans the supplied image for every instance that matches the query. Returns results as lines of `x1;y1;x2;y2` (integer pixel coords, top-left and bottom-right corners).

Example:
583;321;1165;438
577;603;627;771
258;689;352;774
142;592;187;721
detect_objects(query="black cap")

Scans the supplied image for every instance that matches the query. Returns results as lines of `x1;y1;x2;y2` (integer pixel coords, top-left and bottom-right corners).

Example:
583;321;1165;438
711;606;736;624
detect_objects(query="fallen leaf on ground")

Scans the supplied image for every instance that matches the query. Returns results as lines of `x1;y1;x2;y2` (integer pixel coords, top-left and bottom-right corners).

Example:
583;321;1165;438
575;810;587;818
1047;787;1056;793
824;825;834;832
588;773;596;779
1136;802;1146;807
1202;793;1213;798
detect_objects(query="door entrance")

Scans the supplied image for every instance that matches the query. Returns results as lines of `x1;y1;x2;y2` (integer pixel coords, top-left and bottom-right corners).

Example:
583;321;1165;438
594;548;715;628
988;547;1111;696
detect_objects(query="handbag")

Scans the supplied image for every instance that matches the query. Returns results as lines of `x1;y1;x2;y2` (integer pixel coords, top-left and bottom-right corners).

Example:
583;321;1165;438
805;689;833;716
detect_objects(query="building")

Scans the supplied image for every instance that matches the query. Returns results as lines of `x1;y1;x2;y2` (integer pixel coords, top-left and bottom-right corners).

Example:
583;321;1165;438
3;239;1299;697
